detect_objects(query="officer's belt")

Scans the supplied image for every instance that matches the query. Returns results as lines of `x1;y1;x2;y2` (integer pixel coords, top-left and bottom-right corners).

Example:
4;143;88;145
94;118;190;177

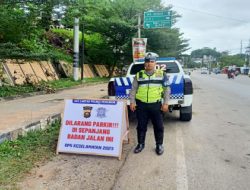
138;80;162;85
136;99;162;104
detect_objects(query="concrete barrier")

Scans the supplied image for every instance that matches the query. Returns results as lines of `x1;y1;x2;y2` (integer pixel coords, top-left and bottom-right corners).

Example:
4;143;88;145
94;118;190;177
2;59;59;85
94;64;109;77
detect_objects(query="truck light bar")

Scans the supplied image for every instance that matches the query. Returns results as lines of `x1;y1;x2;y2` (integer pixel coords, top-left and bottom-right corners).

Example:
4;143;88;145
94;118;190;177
136;57;176;62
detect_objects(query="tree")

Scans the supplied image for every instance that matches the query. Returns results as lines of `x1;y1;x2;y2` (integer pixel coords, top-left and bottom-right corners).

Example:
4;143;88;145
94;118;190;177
191;47;220;58
63;0;189;76
144;28;189;58
0;0;190;77
0;4;35;43
219;55;245;68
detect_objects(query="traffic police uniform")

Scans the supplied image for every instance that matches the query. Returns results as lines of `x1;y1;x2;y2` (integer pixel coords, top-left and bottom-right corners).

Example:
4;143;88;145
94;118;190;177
130;55;170;155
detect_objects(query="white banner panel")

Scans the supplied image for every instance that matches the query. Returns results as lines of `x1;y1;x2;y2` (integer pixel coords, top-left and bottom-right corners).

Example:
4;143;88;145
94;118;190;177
57;99;128;158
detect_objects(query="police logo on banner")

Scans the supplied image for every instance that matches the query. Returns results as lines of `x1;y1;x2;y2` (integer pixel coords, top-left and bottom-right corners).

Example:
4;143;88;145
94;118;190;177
83;106;93;118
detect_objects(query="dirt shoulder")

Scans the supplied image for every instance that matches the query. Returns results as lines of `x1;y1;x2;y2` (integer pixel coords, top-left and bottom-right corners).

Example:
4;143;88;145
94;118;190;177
17;127;136;190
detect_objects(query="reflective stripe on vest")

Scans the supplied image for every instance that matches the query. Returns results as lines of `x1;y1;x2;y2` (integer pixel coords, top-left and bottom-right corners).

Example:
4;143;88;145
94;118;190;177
136;70;164;103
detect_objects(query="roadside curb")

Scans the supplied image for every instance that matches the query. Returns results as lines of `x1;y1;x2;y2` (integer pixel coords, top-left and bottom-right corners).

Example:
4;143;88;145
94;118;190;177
0;81;107;102
0;113;61;144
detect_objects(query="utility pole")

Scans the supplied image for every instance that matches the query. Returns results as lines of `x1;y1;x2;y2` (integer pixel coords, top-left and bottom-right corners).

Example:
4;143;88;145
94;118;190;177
80;23;84;80
73;18;79;81
248;40;250;66
240;40;242;56
246;40;250;67
137;14;141;38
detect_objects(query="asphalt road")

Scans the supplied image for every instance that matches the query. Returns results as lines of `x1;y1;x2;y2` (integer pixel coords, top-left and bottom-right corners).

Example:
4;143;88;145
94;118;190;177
113;72;250;190
17;72;250;190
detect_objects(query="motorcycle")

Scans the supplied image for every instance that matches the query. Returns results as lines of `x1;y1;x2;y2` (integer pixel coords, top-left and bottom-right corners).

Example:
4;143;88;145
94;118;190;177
227;72;234;79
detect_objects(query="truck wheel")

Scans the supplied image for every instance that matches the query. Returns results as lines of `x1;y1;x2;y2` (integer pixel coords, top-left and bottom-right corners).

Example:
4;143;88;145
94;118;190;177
180;105;192;121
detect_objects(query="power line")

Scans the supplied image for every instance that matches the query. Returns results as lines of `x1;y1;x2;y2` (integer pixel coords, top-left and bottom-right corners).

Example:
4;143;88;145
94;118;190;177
172;4;250;23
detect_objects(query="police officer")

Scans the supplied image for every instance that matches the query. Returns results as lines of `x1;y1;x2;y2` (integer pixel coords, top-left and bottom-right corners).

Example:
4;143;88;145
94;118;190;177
130;53;170;155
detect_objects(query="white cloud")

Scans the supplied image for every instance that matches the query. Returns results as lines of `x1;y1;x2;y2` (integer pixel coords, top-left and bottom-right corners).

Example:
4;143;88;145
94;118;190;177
162;0;250;54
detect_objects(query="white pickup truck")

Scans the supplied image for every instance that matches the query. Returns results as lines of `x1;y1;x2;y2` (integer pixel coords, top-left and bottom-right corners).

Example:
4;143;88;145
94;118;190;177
108;57;193;121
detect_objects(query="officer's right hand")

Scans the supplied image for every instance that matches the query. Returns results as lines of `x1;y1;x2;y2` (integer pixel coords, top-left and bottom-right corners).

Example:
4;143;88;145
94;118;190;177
130;103;136;112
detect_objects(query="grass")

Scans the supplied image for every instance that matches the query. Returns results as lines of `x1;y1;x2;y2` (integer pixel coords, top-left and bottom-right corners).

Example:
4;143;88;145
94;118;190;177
47;77;109;89
0;121;60;189
0;77;109;98
0;85;36;98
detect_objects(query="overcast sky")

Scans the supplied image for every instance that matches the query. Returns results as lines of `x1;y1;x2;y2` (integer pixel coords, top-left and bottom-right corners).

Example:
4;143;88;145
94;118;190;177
162;0;250;54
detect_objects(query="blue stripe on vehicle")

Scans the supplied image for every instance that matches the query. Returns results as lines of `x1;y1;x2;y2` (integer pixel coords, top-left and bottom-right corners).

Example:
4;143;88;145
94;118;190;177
172;75;177;84
119;77;125;86
127;77;132;86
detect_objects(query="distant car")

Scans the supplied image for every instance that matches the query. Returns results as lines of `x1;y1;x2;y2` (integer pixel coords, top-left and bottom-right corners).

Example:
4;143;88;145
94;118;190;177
214;69;221;74
201;67;208;74
248;70;250;77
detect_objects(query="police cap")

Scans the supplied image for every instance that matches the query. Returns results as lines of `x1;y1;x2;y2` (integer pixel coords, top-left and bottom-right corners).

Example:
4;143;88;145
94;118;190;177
144;53;157;62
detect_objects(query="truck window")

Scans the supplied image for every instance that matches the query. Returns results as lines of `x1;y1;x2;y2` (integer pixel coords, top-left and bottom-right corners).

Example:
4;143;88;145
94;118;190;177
130;61;180;75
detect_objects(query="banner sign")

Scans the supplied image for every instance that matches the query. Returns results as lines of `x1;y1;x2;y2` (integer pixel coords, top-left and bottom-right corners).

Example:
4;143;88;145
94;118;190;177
132;38;147;63
57;99;129;159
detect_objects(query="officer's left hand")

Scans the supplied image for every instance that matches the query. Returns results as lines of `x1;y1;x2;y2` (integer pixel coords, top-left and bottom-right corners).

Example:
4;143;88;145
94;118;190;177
161;104;168;112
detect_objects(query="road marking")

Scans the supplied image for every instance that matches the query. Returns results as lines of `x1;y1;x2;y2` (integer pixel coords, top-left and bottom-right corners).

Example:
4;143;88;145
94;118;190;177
176;128;188;190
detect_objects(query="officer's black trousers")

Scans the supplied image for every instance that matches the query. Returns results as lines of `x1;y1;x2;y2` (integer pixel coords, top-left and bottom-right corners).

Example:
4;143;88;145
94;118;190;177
136;100;164;145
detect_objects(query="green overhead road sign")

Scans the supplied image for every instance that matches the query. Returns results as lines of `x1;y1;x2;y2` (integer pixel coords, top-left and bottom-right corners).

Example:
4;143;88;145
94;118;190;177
144;11;172;29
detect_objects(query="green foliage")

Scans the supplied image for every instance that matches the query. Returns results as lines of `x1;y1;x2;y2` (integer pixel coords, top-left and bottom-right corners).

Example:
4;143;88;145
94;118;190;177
145;28;189;58
84;33;113;65
219;55;245;68
0;0;189;74
0;5;34;43
51;28;82;41
0;121;60;188
62;0;189;76
0;77;108;98
51;48;73;63
47;77;109;89
191;47;221;58
0;85;36;97
0;42;71;62
19;36;47;54
191;47;246;68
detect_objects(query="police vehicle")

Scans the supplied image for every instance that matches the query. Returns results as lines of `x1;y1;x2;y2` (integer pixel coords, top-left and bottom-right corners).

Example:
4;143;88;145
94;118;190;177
108;57;193;121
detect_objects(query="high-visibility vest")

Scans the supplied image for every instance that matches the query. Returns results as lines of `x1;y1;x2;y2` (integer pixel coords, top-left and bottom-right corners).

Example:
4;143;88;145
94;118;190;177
136;69;164;103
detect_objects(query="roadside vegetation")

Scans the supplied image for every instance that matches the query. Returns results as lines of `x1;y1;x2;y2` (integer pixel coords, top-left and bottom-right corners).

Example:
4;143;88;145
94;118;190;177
0;0;191;97
0;77;109;98
0;0;189;74
0;121;60;189
189;47;247;69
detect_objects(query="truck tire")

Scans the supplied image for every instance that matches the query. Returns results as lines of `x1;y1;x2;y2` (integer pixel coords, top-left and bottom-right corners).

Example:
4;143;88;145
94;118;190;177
180;105;192;121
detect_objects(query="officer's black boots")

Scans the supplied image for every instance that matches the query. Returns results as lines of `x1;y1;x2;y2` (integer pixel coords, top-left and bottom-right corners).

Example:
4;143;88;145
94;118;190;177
134;144;164;155
135;131;145;153
156;144;164;155
134;144;145;153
